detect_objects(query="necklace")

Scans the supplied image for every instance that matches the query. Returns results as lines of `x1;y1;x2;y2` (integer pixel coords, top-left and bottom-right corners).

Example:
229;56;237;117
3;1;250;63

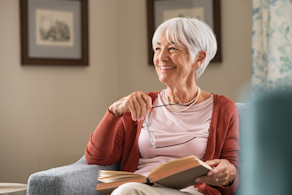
168;87;200;106
166;86;201;112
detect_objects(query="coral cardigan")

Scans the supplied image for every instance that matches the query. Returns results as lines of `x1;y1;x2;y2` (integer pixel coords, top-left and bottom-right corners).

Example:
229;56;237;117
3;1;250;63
85;92;240;195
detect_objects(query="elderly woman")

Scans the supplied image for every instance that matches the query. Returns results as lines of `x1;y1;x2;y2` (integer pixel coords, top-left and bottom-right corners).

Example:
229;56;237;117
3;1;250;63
86;17;239;195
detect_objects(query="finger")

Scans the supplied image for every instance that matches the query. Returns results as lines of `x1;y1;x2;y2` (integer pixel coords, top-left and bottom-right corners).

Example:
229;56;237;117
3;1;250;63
135;94;147;120
206;160;225;176
195;174;226;186
199;160;236;186
213;176;228;186
141;93;153;113
195;175;216;185
212;161;236;186
205;159;221;167
210;171;227;180
132;95;143;121
209;160;230;176
216;175;231;186
127;99;137;121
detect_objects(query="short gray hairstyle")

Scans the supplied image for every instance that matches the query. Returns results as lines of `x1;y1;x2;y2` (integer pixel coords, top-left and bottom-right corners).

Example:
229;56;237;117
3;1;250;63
152;17;217;79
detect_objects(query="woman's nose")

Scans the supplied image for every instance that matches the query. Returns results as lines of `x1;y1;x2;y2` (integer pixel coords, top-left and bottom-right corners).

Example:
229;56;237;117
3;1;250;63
158;48;169;62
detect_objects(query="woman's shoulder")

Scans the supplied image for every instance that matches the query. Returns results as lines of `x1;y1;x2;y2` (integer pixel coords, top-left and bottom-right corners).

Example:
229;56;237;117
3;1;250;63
213;93;235;104
199;90;234;105
213;93;238;114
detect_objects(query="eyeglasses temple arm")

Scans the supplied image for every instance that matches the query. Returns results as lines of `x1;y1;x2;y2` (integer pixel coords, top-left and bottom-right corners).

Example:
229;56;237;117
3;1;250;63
152;103;188;108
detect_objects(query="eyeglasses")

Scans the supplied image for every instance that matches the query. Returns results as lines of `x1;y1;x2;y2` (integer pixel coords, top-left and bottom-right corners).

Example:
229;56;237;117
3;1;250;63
145;104;196;149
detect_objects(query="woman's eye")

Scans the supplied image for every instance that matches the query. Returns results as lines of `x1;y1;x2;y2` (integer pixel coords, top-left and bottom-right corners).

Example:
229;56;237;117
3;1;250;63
155;47;161;51
169;47;176;50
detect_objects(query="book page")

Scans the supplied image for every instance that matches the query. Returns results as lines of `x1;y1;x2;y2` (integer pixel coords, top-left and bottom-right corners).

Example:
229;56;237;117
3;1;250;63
96;177;146;194
99;170;139;177
98;170;144;183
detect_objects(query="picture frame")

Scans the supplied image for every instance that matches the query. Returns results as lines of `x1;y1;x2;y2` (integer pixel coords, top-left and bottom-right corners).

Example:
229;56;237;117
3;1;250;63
146;0;221;65
20;0;89;66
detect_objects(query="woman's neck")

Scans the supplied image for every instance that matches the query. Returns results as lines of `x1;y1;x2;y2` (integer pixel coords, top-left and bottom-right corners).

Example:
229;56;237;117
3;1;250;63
166;84;199;104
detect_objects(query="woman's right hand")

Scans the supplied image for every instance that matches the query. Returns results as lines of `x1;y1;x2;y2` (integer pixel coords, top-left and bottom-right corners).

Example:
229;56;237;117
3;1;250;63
108;91;153;121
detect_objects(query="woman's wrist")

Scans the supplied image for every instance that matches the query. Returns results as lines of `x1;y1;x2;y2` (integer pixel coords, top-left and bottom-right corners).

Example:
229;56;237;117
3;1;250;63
224;165;237;186
224;178;235;186
108;105;123;117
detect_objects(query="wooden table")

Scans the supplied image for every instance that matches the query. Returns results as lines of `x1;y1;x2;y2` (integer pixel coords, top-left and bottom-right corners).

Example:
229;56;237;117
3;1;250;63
0;183;27;195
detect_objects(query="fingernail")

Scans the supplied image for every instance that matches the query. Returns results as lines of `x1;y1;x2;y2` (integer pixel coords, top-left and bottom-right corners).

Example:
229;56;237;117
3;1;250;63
147;110;150;113
208;172;212;176
141;117;145;120
195;178;200;182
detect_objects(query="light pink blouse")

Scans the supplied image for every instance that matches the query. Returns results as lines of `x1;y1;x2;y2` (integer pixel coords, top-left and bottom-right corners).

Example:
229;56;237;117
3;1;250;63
134;89;214;177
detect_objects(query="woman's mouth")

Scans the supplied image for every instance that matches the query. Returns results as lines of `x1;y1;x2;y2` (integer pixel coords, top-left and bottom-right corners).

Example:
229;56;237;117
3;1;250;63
159;66;175;71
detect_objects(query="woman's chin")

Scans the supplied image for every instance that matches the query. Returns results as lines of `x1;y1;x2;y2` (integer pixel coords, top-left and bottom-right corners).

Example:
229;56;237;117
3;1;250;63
158;76;172;85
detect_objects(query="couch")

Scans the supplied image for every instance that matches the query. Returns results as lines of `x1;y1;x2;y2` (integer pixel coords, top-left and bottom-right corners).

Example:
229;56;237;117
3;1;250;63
27;103;249;195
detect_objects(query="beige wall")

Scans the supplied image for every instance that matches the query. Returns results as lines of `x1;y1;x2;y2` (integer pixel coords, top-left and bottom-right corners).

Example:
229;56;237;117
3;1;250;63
0;0;119;183
0;0;252;184
197;1;252;102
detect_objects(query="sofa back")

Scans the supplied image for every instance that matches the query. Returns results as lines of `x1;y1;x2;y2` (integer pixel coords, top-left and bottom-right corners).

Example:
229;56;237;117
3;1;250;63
236;91;292;195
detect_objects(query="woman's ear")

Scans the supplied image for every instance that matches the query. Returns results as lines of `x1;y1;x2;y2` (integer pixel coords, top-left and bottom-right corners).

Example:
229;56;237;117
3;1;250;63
194;51;207;67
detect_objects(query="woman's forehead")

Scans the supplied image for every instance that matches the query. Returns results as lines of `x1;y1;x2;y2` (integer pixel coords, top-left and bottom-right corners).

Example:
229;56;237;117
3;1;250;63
156;31;180;43
156;36;184;47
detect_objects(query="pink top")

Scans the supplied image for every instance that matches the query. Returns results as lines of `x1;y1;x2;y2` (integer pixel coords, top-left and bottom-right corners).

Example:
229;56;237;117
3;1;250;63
134;89;214;177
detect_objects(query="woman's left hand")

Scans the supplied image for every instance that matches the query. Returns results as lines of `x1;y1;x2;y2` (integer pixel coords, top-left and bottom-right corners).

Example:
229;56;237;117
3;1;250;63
195;159;237;186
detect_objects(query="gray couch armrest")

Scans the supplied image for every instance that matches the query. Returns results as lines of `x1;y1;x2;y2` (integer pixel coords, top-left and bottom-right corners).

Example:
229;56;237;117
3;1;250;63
27;155;120;195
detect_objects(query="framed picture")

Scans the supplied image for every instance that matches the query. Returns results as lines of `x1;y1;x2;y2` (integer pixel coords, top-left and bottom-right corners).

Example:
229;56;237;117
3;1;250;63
146;0;221;65
20;0;89;66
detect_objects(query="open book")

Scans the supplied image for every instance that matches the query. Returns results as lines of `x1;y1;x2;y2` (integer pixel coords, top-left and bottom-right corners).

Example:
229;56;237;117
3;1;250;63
96;155;212;194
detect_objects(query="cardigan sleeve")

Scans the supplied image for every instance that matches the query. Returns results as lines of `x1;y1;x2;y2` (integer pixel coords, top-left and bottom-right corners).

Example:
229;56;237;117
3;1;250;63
217;100;240;195
196;97;240;195
85;91;160;167
85;109;125;165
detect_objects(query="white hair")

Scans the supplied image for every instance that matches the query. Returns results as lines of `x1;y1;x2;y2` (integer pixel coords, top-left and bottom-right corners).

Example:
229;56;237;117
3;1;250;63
152;17;217;79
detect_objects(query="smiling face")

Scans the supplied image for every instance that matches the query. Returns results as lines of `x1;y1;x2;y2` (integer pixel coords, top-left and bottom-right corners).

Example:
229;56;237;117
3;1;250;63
153;32;198;88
